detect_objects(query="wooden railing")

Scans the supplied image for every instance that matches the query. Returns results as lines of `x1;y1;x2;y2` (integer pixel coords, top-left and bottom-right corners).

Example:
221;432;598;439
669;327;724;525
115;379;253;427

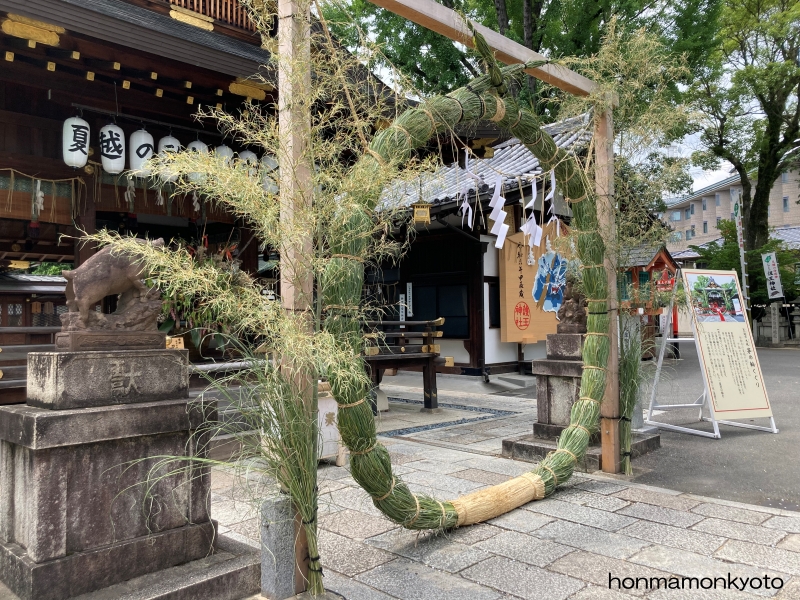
169;0;256;31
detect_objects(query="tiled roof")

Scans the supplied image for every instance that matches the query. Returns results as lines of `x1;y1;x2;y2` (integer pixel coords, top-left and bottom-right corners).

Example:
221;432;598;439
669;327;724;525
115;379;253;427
381;113;592;209
665;175;741;208
620;244;665;268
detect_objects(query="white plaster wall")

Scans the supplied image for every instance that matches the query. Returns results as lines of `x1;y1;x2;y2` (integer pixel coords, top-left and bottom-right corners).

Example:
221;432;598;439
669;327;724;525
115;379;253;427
523;341;547;360
484;282;518;365
439;339;471;364
481;234;499;277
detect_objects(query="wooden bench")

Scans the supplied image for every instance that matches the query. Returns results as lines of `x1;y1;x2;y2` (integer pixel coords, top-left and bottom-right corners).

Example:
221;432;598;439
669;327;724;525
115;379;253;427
363;317;453;413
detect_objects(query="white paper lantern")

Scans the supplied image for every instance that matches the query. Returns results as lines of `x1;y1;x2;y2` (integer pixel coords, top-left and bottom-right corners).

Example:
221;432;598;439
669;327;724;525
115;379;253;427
62;117;90;168
186;140;209;183
238;150;257;177
215;144;234;166
261;154;279;194
263;175;279;195
261;154;278;172
158;135;181;182
129;129;154;176
99;124;126;174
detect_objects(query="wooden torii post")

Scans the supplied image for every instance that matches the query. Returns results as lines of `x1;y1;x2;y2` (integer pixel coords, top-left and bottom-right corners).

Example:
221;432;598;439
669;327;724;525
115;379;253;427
366;0;620;474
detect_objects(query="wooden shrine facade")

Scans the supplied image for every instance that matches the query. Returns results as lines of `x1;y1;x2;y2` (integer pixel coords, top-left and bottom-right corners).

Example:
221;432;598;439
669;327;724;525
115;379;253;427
0;1;269;272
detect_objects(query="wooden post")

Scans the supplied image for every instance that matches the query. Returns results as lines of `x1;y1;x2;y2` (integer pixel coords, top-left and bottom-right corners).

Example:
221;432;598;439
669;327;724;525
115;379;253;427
595;106;620;474
277;0;314;592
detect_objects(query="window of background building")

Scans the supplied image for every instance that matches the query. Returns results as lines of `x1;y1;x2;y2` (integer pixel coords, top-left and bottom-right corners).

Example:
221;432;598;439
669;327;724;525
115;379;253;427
703;221;708;233
782;172;789;183
690;203;695;215
715;193;721;206
784;196;790;212
685;207;691;219
686;228;692;240
717;216;722;227
702;198;707;211
672;211;681;221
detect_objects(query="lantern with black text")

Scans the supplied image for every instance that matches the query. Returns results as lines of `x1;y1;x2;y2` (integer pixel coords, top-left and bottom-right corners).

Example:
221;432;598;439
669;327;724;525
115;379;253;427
158;135;181;182
129;129;155;176
62;117;90;168
99;124;126;174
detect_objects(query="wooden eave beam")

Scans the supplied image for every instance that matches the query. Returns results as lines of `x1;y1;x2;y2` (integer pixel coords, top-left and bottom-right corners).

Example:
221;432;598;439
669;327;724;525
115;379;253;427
367;0;598;98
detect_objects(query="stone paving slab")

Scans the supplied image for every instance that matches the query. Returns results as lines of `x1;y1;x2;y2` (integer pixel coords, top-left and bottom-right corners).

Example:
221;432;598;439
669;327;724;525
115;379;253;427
629;545;789;597
526;498;638;532
764;515;800;534
690;502;773;525
619;519;726;555
366;529;492;573
487;508;554;533
318;529;396;577
617;501;705;528
323;570;397;600
356;557;503;600
778;534;800;553
462;555;585;600
692;517;788;546
715;540;800;577
319;509;398;540
553;487;632;512
475;530;574;567
548;551;673;597
613;487;701;511
533;520;652;559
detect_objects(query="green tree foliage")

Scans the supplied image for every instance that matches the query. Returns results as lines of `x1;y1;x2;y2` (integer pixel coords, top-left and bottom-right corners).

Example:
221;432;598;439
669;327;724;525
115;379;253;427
690;220;799;304
29;262;70;276
324;0;721;108
689;0;800;250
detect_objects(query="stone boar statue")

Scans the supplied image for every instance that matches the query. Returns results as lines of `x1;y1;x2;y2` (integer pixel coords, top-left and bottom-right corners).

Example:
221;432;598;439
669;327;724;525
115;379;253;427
63;238;164;326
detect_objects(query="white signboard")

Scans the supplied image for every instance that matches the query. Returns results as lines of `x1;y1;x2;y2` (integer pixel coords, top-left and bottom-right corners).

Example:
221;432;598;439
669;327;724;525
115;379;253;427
761;252;784;300
683;269;773;421
398;293;406;328
406;282;413;316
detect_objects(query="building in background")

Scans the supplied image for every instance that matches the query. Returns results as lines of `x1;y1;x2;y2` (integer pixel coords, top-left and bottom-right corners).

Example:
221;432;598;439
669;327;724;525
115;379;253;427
664;169;800;253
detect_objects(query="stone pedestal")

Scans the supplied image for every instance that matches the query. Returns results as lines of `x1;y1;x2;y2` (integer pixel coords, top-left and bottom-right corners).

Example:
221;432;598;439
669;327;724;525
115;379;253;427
0;350;215;600
505;330;660;472
530;333;594;442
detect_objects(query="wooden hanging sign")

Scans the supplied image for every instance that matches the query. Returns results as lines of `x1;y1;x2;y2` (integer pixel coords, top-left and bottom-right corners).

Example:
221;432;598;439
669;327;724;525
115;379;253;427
498;220;565;343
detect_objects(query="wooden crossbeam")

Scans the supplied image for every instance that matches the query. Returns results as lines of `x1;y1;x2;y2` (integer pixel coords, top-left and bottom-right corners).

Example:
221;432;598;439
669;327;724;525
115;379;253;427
367;0;597;97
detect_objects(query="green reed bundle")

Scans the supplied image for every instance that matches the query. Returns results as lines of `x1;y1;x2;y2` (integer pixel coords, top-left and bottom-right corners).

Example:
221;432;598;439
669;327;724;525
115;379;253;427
323;28;612;529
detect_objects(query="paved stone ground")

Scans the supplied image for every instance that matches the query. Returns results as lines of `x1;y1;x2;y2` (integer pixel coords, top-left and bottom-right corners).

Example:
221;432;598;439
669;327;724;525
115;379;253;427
211;380;800;600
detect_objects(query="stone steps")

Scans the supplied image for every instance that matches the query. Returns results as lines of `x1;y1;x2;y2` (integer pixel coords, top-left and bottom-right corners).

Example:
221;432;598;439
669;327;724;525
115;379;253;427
70;537;260;600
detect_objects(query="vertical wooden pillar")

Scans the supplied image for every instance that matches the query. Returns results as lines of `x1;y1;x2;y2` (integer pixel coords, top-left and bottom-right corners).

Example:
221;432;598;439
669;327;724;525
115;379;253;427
278;0;314;593
595;106;620;474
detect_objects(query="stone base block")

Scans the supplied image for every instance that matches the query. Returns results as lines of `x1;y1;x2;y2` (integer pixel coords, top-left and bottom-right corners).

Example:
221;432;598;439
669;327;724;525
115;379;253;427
534;422;600;444
502;436;602;472
545;333;585;361
502;431;661;473
55;331;166;352
0;522;216;600
27;349;189;409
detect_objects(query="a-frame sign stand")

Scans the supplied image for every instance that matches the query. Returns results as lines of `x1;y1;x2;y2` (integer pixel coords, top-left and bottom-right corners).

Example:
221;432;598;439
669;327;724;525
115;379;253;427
646;269;778;438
